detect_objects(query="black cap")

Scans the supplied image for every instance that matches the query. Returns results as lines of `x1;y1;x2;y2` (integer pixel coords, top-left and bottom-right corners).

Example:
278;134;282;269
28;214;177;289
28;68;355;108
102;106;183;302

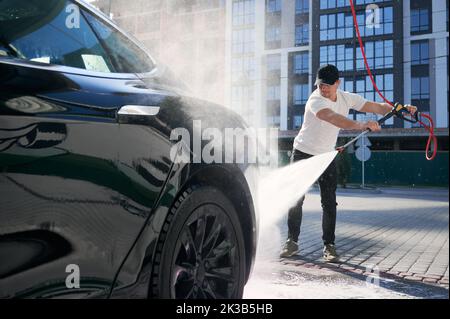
315;64;340;86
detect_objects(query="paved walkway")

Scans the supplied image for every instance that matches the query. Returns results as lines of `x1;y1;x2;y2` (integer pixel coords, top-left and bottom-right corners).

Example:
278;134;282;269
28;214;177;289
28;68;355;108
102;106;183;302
270;187;449;296
283;188;449;286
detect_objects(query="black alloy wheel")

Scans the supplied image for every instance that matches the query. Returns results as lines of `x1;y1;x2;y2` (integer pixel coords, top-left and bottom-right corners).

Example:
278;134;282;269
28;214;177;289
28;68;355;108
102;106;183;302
151;186;246;299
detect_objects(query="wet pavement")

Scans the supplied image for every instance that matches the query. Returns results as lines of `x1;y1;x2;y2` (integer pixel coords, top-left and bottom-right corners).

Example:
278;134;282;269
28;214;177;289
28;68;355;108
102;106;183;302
244;260;448;299
244;187;449;299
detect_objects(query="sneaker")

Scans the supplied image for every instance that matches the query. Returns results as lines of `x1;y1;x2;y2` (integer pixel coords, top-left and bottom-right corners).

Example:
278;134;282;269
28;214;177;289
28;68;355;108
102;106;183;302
280;239;299;258
323;244;340;263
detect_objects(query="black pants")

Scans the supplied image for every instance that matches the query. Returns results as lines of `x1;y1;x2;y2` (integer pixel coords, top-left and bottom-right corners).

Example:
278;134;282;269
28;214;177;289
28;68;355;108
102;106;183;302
287;149;338;245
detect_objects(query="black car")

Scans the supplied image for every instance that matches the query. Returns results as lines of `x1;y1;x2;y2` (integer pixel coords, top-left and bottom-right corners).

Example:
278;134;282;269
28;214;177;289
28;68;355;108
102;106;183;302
0;0;259;299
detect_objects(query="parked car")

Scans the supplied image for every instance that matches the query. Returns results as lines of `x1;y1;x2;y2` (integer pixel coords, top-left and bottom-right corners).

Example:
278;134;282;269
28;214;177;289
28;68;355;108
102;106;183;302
0;0;258;299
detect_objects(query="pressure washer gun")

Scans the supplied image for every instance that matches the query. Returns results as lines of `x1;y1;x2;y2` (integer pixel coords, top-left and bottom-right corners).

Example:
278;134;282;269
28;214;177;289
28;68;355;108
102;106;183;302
336;103;437;160
388;102;420;123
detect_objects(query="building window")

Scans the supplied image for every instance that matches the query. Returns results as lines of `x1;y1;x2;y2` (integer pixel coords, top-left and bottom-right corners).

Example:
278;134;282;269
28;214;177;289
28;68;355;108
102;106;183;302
266;26;281;42
339;13;354;39
267;0;281;13
356;40;393;70
232;29;254;54
267;85;281;100
336;0;347;7
295;0;309;14
412;76;430;112
267;116;281;127
321;0;386;10
293;115;303;129
266;54;281;72
320;0;335;9
354;74;394;125
410;0;432;34
411;0;431;34
337;44;353;71
344;78;354;92
294;52;309;74
321;13;335;41
355;6;393;36
412;77;430;100
411;8;429;33
411;41;429;65
322;12;388;41
356;0;389;4
293;83;309;105
320;44;353;71
232;0;255;26
231;85;255;109
232;57;255;82
295;24;309;46
355;74;393;103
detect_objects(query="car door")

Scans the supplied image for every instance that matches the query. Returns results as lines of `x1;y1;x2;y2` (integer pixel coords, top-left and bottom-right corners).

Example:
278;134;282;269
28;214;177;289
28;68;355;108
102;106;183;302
0;0;173;298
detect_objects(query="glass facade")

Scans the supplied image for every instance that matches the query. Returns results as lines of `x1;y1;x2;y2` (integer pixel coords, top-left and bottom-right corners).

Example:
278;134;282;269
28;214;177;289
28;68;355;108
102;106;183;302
354;74;394;103
317;0;398;128
293;83;309;105
320;0;389;10
231;56;255;82
411;41;429;65
411;8;429;33
295;0;309;14
231;0;255;121
355;40;393;70
343;77;354;93
320;44;353;71
231;0;445;131
410;0;432;34
231;85;255;108
266;54;281;72
267;0;281;13
267;115;281;126
295;24;309;46
266;26;281;42
293;115;303;129
320;13;354;41
232;0;255;26
267;85;281;100
232;29;255;54
355;7;393;36
294;52;309;74
411;76;430;115
320;7;392;41
411;77;430;100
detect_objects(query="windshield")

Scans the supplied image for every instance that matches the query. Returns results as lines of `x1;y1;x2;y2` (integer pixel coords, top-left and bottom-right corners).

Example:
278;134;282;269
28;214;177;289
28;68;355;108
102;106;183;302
0;0;154;74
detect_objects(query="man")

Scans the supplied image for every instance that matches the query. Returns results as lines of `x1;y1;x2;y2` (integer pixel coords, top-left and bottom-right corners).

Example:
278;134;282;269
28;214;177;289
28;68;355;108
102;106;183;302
280;64;417;262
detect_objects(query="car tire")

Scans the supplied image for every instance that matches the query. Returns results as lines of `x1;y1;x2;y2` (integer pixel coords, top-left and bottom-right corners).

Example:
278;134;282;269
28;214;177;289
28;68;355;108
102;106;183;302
151;185;246;299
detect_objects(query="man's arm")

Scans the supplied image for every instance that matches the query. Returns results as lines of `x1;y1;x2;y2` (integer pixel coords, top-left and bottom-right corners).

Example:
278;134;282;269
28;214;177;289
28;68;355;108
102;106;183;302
316;108;381;131
359;101;392;115
359;101;418;116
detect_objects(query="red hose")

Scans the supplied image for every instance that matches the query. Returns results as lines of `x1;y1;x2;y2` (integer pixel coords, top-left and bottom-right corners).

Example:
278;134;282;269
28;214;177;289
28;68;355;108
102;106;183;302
348;0;437;160
349;0;393;106
417;113;437;160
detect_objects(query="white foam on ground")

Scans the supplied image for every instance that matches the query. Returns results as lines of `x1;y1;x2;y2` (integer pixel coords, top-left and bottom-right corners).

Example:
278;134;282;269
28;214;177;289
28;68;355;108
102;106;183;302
255;151;338;260
244;262;417;299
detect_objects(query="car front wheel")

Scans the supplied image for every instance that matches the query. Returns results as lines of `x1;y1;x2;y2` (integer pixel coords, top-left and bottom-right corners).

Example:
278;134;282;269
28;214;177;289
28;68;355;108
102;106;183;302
151;185;246;299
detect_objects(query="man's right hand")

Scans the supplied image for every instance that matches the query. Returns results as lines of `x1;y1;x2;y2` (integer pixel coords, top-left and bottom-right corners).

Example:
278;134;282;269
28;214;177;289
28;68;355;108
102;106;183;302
361;121;381;132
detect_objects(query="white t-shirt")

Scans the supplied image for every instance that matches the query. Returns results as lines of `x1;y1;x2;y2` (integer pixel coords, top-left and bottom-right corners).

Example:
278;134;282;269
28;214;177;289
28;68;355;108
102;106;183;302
293;89;367;155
